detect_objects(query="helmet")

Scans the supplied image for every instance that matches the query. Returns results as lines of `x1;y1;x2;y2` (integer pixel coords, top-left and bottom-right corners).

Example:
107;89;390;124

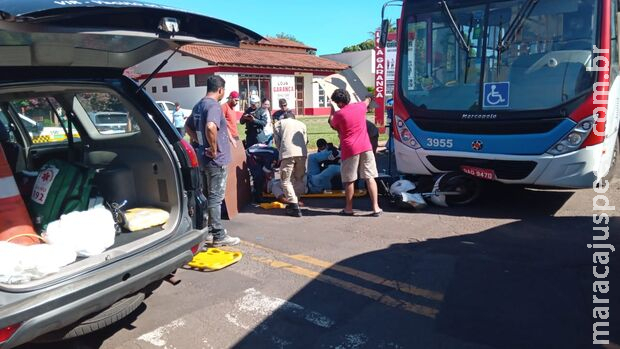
389;179;416;196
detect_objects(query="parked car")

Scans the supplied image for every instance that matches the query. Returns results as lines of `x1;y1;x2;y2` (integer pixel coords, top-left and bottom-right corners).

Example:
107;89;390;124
156;101;192;122
89;111;130;135
0;2;260;348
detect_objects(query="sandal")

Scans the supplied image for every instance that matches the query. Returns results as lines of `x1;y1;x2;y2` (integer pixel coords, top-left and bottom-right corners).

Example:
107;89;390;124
339;209;355;216
371;210;383;217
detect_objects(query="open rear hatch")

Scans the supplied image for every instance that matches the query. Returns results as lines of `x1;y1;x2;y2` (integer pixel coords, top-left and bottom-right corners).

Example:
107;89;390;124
0;1;261;289
0;0;262;68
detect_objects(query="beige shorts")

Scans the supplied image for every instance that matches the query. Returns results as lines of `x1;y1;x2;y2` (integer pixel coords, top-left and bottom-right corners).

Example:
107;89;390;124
340;150;379;183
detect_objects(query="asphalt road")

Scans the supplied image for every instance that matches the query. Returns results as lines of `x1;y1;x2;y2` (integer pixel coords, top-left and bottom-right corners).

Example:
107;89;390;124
22;160;620;349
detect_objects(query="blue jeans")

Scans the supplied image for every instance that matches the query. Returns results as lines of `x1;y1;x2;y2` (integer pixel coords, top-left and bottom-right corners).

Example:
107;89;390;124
308;164;341;193
307;151;340;193
204;164;228;240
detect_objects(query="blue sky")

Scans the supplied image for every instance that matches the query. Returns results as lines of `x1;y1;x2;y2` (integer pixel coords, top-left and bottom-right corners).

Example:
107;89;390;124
147;0;402;55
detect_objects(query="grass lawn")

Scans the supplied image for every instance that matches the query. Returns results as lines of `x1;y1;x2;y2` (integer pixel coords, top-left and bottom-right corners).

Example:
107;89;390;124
237;115;388;151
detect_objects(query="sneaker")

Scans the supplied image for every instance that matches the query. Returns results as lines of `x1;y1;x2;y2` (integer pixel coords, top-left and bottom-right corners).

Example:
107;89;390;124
285;203;302;217
200;233;214;251
211;234;241;247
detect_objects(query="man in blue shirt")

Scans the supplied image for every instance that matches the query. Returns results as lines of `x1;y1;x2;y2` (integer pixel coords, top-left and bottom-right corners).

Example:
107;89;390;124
172;102;185;136
192;75;239;247
307;139;341;193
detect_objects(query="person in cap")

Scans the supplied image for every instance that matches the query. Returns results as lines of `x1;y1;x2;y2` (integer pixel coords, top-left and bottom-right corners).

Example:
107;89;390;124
221;91;240;148
246;143;279;203
273;98;295;122
273;108;307;217
240;94;268;148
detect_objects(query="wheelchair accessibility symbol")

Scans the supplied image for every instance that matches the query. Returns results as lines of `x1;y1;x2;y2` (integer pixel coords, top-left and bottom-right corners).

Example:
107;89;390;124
483;82;510;108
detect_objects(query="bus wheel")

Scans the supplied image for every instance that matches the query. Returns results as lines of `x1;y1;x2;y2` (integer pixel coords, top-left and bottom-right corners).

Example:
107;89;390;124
602;136;619;184
437;172;482;206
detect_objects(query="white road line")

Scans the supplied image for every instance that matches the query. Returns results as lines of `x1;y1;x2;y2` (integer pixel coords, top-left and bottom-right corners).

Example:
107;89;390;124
224;313;250;330
305;310;335;328
226;288;335;331
137;319;186;347
271;335;293;348
237;288;300;316
332;333;369;349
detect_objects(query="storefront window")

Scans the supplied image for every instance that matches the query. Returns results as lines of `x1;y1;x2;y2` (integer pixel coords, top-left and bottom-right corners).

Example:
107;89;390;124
171;76;190;89
317;84;329;107
238;74;271;111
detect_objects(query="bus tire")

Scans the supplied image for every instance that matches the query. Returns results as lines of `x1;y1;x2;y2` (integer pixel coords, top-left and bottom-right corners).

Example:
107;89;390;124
437;172;482;206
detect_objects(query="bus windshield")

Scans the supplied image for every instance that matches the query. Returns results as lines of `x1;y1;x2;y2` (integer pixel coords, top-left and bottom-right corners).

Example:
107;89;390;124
400;0;599;112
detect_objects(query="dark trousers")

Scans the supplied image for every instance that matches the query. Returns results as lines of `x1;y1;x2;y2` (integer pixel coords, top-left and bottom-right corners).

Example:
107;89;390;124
204;164;228;240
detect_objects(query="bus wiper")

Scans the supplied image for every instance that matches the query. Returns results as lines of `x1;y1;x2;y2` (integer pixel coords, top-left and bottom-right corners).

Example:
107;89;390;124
439;0;470;53
497;0;539;53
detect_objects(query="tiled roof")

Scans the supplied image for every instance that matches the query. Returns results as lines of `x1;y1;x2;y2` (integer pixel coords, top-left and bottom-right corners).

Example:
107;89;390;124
257;37;316;50
180;44;349;72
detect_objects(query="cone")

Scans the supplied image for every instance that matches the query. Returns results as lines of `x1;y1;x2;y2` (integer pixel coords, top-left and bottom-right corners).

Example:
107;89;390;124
0;144;38;245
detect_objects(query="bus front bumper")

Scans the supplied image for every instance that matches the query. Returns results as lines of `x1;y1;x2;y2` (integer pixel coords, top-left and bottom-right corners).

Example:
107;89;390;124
394;140;604;189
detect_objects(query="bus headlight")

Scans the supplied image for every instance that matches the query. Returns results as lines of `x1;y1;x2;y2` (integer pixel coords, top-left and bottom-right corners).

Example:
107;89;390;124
395;115;421;150
547;116;594;155
567;132;582;145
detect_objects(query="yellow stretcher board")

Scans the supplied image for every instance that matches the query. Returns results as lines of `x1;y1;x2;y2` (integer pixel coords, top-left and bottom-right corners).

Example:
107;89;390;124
186;248;242;271
263;189;367;199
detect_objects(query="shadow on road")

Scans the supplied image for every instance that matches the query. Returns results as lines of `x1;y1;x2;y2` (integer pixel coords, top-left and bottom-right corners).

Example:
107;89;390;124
425;181;577;219
232;216;620;349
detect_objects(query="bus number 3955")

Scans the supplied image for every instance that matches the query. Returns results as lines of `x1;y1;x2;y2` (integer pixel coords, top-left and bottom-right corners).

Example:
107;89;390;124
426;138;454;148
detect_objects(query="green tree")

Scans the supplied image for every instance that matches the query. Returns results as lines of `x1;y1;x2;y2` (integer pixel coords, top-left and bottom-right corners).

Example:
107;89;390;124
340;22;396;53
275;32;304;44
342;39;374;53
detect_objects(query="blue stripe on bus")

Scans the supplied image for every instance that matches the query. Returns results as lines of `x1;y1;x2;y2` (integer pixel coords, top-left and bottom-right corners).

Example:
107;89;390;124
406;118;576;155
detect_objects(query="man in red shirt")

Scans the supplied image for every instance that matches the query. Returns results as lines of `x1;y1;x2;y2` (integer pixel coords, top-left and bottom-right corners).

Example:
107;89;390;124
328;89;381;217
221;91;240;148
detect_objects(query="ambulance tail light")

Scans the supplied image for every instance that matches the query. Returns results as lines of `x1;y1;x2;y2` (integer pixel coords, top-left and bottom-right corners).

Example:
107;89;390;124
0;323;21;344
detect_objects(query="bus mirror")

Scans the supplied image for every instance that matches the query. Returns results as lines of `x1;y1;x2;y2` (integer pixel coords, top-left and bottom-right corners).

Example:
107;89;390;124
379;19;390;48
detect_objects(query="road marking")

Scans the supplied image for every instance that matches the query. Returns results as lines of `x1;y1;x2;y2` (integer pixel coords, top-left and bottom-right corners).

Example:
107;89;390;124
226;288;335;331
225;313;250;330
242;241;444;302
137;318;185;347
332;333;368;349
252;256;439;319
271;335;293;348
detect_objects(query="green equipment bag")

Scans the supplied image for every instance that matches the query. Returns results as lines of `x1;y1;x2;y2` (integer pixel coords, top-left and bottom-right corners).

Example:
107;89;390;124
29;159;95;230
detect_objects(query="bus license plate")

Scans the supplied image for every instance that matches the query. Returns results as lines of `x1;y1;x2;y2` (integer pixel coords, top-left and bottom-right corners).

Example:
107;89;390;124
461;166;497;180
